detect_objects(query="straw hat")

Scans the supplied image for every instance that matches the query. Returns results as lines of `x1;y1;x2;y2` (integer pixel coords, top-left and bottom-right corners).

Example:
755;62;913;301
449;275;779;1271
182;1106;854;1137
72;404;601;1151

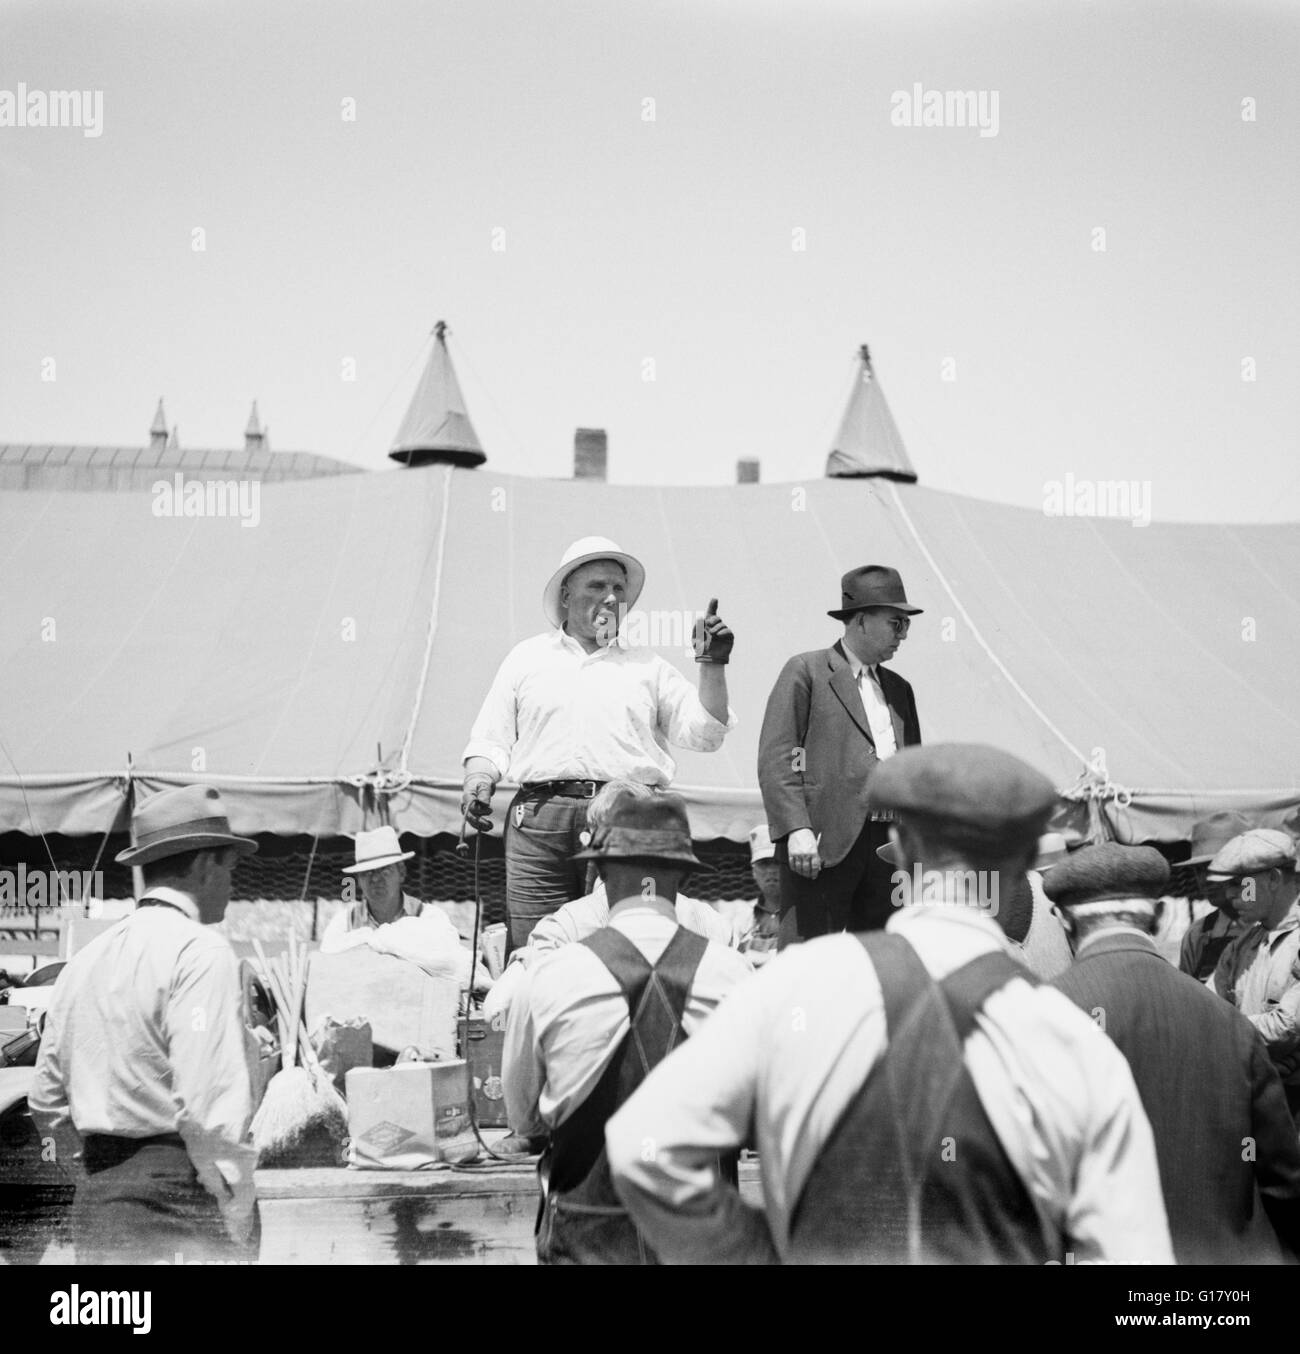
342;826;416;875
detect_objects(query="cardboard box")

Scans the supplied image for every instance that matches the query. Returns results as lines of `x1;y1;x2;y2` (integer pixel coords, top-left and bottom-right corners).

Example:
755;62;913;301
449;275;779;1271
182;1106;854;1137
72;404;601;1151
345;1060;476;1169
464;1014;508;1128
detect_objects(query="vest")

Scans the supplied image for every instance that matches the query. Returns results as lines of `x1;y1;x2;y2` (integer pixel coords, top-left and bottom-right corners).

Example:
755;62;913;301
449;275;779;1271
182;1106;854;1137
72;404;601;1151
787;931;1057;1265
537;923;732;1265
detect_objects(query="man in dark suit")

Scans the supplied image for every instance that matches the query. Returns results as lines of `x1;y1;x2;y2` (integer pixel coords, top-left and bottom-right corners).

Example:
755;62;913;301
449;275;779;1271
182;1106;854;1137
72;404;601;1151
758;565;922;946
1049;843;1300;1265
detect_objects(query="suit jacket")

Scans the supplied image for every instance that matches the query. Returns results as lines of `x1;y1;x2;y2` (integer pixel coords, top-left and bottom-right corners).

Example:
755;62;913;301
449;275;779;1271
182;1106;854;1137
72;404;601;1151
757;641;921;869
1052;930;1300;1265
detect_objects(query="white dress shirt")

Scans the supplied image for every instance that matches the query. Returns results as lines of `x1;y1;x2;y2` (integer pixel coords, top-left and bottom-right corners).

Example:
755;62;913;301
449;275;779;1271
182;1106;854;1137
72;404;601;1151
503;898;753;1139
30;887;258;1243
482;881;749;1025
462;629;736;784
320;891;475;987
847;655;897;758
606;901;1173;1265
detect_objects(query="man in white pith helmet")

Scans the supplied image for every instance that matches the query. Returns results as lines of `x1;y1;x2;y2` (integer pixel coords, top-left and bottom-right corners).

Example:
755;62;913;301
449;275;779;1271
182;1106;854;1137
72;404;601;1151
461;536;737;954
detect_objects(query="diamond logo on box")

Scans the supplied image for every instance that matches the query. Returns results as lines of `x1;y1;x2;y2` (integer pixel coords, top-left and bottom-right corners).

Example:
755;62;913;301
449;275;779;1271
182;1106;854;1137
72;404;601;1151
360;1120;416;1153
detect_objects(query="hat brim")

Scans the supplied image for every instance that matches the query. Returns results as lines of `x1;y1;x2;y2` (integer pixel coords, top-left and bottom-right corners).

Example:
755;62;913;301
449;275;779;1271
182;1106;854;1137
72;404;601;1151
342;850;416;874
116;833;259;867
573;847;701;870
875;840;907;868
544;550;646;629
828;603;924;621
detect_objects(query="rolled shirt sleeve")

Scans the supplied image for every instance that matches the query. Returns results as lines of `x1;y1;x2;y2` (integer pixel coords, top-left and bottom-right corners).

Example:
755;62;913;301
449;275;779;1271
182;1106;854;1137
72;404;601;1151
502;967;548;1139
166;936;258;1244
654;657;736;752
462;647;520;779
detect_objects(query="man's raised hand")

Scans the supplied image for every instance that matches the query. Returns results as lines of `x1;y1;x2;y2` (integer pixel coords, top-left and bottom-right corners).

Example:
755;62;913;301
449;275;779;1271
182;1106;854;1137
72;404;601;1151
693;598;735;664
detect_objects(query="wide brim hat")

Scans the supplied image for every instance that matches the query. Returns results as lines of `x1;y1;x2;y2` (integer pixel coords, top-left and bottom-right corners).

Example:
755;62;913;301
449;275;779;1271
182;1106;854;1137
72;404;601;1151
543;536;646;629
573;789;702;869
828;564;923;621
116;785;258;867
342;825;417;874
1176;811;1255;870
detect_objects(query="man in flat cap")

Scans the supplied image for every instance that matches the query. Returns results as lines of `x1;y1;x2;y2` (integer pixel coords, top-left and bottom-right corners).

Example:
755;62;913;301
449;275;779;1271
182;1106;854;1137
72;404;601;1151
462;536;736;954
758;564;922;948
503;789;750;1264
607;744;1172;1264
1049;843;1300;1264
1207;829;1300;1119
30;785;260;1264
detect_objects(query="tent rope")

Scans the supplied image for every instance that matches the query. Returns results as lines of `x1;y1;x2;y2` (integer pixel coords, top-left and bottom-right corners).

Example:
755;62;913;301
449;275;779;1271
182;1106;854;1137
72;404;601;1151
399;462;454;773
883;481;1089;768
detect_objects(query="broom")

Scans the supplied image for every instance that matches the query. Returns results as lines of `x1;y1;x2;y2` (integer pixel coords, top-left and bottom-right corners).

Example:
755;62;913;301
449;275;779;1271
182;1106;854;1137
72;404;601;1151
251;936;348;1166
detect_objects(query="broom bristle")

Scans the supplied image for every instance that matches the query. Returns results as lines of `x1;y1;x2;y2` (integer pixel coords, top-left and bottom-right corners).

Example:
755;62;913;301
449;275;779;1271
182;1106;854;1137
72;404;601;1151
253;1065;348;1167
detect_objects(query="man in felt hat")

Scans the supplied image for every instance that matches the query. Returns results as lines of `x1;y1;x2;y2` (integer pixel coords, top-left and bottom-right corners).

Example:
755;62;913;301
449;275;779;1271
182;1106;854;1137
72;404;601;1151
1207;829;1300;1118
321;825;481;988
1049;843;1300;1263
608;744;1172;1264
758;564;922;948
502;789;750;1264
30;785;261;1264
462;536;736;953
1175;811;1254;983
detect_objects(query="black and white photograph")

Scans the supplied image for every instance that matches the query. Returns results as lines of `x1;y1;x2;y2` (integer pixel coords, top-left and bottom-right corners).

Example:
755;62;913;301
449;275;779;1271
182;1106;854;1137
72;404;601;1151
1;0;1298;1318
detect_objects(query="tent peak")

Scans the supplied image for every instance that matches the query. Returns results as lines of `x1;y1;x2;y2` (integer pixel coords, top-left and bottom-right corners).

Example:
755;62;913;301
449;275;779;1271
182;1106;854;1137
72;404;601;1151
825;343;917;483
388;321;486;470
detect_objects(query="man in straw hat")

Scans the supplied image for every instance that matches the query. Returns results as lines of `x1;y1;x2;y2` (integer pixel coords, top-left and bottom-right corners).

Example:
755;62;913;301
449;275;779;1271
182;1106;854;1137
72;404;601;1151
1207;828;1300;1119
503;789;750;1264
608;745;1171;1263
462;536;736;953
1048;843;1300;1263
758;564;922;949
30;785;261;1264
321;825;482;988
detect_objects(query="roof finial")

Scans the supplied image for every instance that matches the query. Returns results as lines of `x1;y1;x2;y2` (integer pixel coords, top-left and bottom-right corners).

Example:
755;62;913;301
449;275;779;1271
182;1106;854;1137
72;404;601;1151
434;320;448;342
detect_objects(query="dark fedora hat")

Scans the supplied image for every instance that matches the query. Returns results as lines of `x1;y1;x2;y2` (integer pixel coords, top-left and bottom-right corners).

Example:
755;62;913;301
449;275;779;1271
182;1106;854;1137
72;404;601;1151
828;565;923;621
116;785;258;867
573;790;701;869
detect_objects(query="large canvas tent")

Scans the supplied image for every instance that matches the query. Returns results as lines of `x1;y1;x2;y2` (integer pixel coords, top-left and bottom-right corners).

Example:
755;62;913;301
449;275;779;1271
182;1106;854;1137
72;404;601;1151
2;464;1296;848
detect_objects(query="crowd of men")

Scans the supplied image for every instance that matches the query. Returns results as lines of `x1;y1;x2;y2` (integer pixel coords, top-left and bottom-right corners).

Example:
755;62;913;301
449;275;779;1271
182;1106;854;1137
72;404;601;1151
24;535;1300;1266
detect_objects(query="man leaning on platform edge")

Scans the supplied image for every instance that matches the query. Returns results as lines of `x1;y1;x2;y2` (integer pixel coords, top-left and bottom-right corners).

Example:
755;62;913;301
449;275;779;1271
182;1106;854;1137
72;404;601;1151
758;565;922;947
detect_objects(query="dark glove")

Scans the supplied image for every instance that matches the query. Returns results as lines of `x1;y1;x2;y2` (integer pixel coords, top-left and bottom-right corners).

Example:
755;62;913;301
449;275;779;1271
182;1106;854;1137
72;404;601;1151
461;774;495;833
692;598;734;664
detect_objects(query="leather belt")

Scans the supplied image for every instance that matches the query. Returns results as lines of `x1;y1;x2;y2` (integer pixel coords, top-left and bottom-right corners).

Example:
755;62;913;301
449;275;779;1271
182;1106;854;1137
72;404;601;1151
520;780;606;799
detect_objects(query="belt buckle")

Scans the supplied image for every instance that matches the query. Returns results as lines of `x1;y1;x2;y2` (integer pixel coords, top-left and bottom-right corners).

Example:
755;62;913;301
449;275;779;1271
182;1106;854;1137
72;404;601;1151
579;780;598;799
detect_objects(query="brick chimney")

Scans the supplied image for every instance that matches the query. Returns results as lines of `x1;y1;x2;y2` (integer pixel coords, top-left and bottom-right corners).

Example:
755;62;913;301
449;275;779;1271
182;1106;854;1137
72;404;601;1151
737;458;760;484
574;428;607;481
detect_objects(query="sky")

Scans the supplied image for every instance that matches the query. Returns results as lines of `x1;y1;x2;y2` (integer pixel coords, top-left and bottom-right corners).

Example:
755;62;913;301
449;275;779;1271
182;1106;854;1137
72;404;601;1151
1;0;1296;522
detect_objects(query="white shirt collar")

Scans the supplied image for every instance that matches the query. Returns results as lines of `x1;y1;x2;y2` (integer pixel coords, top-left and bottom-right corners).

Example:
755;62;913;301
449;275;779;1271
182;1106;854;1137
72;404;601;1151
136;883;200;923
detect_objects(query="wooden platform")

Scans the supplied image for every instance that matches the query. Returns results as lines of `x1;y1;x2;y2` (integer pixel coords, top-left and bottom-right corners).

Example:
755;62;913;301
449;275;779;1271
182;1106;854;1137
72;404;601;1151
2;1158;763;1266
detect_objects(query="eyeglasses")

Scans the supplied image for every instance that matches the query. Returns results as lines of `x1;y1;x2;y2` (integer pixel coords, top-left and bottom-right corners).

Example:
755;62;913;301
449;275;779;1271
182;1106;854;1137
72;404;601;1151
862;611;910;635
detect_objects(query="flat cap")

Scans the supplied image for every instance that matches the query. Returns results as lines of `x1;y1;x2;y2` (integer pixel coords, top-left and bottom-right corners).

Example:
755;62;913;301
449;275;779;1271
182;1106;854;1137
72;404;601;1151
867;743;1057;837
1042;843;1170;908
1207;829;1297;880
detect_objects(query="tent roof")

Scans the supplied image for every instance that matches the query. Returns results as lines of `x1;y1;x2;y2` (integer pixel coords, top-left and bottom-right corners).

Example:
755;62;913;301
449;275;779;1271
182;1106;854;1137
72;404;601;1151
1;468;1295;844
